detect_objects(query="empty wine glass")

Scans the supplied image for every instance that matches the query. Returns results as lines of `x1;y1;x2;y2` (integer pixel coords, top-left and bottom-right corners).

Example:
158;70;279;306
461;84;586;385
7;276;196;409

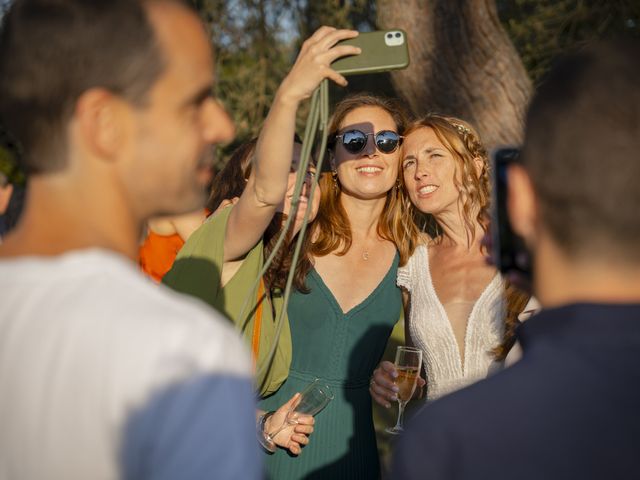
386;346;422;435
263;378;334;452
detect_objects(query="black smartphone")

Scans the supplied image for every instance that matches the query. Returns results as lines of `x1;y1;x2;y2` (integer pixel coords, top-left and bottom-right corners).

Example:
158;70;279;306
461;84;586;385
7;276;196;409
490;147;532;284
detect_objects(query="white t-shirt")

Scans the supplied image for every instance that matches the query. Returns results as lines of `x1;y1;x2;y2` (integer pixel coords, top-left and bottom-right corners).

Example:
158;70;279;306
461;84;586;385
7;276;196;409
0;249;261;480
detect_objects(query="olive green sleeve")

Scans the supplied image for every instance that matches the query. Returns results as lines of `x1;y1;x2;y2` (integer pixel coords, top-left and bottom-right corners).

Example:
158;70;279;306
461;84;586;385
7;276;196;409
162;207;232;310
162;205;292;398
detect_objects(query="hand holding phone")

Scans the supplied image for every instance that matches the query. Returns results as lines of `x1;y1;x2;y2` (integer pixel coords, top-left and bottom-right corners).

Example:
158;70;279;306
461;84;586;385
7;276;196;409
277;27;361;102
330;29;410;76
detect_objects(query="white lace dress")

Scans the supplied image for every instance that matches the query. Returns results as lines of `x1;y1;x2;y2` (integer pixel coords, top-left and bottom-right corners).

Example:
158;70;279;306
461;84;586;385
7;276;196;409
397;244;505;401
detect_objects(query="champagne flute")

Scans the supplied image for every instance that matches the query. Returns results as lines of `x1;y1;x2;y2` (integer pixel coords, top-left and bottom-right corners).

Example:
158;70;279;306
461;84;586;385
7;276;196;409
386;346;422;435
263;378;334;452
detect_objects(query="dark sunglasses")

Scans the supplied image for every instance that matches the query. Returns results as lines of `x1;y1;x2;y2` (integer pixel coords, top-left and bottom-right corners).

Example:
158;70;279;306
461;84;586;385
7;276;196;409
334;130;403;155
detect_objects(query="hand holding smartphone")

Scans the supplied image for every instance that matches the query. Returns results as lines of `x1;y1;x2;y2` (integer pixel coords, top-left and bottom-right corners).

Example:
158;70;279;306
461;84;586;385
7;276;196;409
330;29;410;76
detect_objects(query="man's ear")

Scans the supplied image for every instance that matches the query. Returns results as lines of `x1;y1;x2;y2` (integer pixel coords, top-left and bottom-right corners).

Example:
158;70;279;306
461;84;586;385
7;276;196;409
74;88;126;160
507;163;537;247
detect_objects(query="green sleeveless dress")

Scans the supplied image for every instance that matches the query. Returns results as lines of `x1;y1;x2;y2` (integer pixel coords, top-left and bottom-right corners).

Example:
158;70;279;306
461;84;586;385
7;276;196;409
259;253;401;479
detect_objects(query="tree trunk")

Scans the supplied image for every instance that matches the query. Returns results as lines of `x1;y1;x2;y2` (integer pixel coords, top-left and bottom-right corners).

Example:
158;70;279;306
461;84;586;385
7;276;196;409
377;0;532;149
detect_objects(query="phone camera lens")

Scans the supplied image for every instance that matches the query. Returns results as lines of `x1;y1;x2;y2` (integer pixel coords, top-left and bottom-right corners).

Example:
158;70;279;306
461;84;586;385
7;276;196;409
395;32;401;38
386;33;392;38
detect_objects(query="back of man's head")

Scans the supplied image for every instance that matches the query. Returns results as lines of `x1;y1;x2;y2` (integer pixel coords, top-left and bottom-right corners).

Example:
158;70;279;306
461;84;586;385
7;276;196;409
0;0;177;175
521;40;640;264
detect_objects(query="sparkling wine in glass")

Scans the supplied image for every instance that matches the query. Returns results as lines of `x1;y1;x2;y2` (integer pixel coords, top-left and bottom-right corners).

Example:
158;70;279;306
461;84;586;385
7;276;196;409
386;346;422;435
263;378;334;452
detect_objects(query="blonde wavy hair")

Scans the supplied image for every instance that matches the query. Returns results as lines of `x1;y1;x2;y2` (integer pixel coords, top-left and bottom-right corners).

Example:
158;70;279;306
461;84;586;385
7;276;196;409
402;114;490;247
309;93;419;266
403;114;529;360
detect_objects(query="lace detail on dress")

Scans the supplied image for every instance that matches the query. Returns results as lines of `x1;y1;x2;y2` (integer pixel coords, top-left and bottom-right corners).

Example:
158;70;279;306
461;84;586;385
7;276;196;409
398;244;505;401
396;260;412;291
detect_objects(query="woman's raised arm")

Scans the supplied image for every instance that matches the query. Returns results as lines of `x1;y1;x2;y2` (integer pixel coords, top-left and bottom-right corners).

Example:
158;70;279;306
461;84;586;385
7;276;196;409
222;27;360;262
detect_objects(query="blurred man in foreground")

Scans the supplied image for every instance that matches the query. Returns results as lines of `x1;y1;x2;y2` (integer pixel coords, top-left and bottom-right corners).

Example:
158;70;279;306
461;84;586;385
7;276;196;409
0;0;260;478
393;40;640;479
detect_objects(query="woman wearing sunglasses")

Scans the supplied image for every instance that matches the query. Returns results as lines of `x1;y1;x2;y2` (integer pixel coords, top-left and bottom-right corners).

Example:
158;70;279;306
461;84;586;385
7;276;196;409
259;93;418;479
163;26;362;455
370;115;528;407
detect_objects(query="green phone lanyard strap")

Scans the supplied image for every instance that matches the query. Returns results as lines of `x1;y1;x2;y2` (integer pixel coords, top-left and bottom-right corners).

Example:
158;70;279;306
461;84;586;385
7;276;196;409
236;80;330;391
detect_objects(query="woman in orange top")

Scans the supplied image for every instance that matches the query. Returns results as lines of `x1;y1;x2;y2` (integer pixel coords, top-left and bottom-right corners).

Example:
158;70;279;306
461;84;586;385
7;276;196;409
138;210;206;282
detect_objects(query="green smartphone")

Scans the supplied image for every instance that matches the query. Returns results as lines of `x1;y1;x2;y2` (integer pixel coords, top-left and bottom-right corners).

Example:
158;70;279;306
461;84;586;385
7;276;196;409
331;29;410;76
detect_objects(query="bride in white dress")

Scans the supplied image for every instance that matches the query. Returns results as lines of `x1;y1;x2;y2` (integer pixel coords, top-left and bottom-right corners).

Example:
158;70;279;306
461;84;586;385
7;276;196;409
370;115;529;405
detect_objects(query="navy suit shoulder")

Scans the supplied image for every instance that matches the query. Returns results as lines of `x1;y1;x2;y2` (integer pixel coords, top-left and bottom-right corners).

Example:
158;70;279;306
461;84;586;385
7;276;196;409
392;304;640;480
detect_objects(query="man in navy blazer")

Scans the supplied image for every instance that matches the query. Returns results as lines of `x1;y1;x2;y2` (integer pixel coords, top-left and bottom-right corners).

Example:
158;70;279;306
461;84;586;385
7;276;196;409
392;40;640;480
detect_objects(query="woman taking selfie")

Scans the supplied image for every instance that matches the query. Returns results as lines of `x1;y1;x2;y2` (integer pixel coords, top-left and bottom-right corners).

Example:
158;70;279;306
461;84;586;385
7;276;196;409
370;115;528;406
163;26;361;454
259;93;417;479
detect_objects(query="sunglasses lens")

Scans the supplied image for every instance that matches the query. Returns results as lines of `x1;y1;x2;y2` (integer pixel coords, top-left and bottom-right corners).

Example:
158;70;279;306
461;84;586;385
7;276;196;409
375;131;400;153
341;130;367;154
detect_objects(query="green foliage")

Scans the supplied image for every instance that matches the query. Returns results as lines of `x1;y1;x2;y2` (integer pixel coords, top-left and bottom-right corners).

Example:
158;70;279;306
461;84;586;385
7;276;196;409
193;0;381;169
192;0;296;162
3;0;638;171
498;0;640;84
294;0;375;37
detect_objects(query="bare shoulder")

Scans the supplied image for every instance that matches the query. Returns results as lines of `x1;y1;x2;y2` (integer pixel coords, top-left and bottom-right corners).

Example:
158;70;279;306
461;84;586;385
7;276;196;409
147;217;177;236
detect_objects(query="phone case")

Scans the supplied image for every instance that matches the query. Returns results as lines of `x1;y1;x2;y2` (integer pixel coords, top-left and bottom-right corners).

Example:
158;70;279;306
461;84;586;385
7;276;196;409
490;147;532;280
331;29;410;76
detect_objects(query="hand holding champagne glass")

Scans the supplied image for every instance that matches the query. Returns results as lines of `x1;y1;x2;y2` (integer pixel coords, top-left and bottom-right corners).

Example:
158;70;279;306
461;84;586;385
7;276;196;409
386;346;422;435
263;378;334;452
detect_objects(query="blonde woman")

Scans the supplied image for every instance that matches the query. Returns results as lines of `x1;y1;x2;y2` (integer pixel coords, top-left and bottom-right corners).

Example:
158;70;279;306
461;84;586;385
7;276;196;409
371;115;528;405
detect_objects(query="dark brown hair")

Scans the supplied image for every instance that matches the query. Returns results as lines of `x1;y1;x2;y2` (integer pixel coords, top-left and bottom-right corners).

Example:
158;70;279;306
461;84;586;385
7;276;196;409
207;137;313;292
0;0;191;174
521;40;640;263
207;139;257;213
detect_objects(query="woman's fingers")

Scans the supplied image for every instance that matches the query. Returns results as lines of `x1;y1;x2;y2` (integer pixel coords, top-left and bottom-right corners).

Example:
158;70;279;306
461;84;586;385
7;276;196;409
278;392;301;413
322;68;349;87
305;25;338;45
371;380;397;405
370;360;400;408
374;361;399;390
280;27;361;100
291;433;310;445
321;44;362;63
288;444;301;455
292;415;314;435
304;26;357;50
270;408;314;455
317;27;359;51
370;388;393;408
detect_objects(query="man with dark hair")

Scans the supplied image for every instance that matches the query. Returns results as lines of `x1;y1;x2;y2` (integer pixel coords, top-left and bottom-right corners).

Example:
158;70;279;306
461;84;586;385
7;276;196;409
392;40;640;479
0;0;260;478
